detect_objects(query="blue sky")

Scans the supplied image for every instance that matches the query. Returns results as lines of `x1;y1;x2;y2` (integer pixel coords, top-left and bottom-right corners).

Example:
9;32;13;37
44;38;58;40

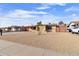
0;3;79;27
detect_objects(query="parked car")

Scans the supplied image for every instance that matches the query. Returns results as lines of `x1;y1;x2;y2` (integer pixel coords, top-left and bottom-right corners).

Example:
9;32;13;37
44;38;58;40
71;27;79;34
67;29;72;32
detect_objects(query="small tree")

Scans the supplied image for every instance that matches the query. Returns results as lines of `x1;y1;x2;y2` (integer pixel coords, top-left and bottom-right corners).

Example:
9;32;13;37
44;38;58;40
37;21;42;26
36;21;43;35
59;21;64;25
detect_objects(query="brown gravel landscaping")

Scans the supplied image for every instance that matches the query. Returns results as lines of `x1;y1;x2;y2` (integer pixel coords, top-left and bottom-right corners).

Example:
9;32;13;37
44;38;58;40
2;31;79;55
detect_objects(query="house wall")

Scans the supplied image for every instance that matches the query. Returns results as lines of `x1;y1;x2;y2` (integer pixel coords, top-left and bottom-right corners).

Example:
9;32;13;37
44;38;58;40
56;27;60;32
36;25;67;32
52;26;56;32
20;27;29;31
11;28;16;32
56;25;67;32
4;28;8;32
36;25;46;32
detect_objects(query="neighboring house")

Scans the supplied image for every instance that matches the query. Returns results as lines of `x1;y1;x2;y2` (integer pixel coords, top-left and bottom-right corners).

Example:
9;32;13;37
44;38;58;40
52;26;56;32
36;25;46;32
4;27;8;32
46;23;52;32
20;26;29;31
56;23;67;32
11;27;16;32
11;26;28;32
1;27;10;32
56;25;67;32
4;27;11;32
10;26;20;32
1;22;67;33
36;23;67;32
1;26;31;32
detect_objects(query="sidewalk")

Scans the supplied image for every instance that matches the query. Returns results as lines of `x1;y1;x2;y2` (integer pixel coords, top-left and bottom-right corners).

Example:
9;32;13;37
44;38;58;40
0;40;65;56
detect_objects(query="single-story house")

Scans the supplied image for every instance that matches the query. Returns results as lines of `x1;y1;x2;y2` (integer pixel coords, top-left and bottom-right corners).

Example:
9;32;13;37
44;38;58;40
36;23;67;32
56;25;67;32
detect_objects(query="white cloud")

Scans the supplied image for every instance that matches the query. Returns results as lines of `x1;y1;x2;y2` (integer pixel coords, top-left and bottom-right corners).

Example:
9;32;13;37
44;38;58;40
55;3;66;6
71;13;79;21
45;3;66;6
11;9;47;14
36;3;66;10
4;9;48;19
65;6;79;12
36;6;50;10
0;8;78;27
0;17;13;27
34;14;67;24
0;12;70;27
71;13;77;17
0;9;49;27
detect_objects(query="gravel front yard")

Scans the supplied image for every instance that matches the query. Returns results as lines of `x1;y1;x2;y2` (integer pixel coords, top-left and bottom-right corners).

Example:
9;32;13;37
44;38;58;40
2;31;79;55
